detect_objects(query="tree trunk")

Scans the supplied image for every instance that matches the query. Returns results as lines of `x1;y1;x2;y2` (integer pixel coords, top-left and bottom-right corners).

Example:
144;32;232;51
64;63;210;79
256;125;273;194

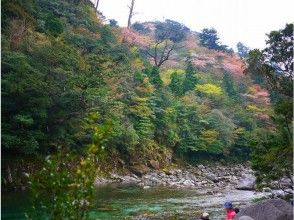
127;0;135;28
95;0;100;11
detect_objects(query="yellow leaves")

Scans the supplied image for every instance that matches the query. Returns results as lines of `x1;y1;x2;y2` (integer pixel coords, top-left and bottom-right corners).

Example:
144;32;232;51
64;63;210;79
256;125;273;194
195;83;223;96
246;104;265;112
200;129;219;144
234;127;246;135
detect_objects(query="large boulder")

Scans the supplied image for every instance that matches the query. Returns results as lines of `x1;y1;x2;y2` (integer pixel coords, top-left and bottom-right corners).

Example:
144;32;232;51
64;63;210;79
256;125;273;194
130;164;150;177
236;174;256;190
235;199;293;220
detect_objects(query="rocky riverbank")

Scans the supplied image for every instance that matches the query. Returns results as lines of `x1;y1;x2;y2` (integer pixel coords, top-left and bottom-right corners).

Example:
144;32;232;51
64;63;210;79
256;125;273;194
95;163;257;191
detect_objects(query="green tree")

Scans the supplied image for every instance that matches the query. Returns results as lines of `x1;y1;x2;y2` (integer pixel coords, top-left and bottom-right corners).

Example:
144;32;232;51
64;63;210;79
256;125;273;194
198;28;231;53
146;66;163;87
169;72;183;96
222;72;237;98
246;23;293;185
182;60;198;93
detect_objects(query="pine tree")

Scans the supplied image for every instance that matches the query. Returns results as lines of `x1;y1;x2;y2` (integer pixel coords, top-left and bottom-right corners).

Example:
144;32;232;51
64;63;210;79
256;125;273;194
169;72;183;96
183;61;197;93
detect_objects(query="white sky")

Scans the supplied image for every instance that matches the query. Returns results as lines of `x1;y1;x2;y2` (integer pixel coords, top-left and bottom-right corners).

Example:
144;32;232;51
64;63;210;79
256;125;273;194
92;0;294;50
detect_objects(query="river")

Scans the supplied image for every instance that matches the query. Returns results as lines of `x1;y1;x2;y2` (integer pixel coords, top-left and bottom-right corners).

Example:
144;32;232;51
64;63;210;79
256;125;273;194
1;184;268;220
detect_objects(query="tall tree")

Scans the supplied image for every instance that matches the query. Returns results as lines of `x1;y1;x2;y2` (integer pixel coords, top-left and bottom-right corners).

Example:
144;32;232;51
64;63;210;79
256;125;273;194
183;60;198;93
144;20;188;67
223;72;237;98
198;28;232;53
127;0;135;28
169;72;183;96
198;28;220;50
246;23;293;186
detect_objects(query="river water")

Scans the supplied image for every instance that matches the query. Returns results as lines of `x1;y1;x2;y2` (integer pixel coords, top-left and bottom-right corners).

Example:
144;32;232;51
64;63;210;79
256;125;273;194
1;184;267;220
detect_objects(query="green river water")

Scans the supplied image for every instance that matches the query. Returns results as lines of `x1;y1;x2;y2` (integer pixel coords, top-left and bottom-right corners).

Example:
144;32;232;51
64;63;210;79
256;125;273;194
1;184;267;220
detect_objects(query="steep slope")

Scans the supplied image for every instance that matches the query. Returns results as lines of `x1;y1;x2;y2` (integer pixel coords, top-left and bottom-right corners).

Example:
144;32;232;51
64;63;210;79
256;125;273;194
1;0;274;191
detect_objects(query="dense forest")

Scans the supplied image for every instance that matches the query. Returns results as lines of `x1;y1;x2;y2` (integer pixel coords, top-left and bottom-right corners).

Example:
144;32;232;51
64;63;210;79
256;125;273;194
1;0;293;218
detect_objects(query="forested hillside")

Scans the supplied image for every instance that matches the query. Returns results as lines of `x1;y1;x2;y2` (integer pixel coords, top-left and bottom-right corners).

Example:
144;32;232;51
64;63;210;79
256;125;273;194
2;0;293;218
2;0;276;172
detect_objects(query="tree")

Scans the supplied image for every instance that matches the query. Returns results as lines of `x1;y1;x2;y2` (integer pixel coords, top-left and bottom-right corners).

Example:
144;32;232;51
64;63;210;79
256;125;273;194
245;23;293;186
144;66;163;87
245;23;293;97
198;28;231;53
236;42;250;58
223;72;237;98
127;0;135;28
198;28;220;50
182;60;198;93
169;72;183;96
95;0;100;11
109;19;118;27
131;22;151;34
144;20;188;67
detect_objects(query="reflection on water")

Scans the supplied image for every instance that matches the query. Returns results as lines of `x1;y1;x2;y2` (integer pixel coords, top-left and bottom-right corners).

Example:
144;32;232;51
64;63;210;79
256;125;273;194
2;184;267;220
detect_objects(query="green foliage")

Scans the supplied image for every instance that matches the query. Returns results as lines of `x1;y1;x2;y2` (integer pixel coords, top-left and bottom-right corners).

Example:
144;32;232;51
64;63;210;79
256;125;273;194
45;15;64;37
131;22;151;34
2;52;50;154
146;66;163;87
155;19;189;43
109;19;118;27
27;152;97;219
206;109;236;154
246;23;293;97
222;72;237;98
169;72;183;96
198;28;232;53
249;128;292;184
2;0;285;206
246;23;293;184
182;61;198;93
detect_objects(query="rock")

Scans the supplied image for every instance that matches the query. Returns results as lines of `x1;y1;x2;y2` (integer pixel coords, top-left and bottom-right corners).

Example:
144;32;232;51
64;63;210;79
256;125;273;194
130;164;150;177
148;160;160;170
197;164;205;169
143;185;150;189
238;216;254;220
182;180;195;187
279;177;293;189
236;174;256;190
205;173;218;183
262;187;272;193
235;199;293;220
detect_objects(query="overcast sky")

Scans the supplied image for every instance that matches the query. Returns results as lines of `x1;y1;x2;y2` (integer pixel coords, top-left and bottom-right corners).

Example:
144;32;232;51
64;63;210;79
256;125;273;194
92;0;294;50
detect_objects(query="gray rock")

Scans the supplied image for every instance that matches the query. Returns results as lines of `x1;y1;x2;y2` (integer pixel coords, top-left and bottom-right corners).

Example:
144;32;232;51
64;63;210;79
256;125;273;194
182;179;195;187
239;216;254;220
205;173;218;183
262;187;272;193
236;174;256;190
235;199;293;220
